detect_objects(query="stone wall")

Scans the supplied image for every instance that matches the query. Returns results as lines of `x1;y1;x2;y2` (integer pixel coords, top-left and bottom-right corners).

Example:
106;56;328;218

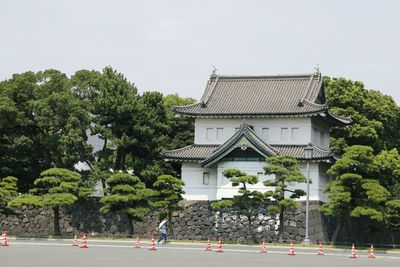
0;198;328;243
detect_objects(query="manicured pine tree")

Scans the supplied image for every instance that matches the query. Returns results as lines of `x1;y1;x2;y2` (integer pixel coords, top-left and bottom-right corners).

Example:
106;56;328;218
0;176;18;214
152;175;185;238
100;173;156;237
211;169;264;244
263;156;307;242
321;145;390;243
9;168;91;236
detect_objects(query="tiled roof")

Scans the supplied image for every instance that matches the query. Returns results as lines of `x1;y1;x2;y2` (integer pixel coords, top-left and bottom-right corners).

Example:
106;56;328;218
163;142;333;163
173;74;328;117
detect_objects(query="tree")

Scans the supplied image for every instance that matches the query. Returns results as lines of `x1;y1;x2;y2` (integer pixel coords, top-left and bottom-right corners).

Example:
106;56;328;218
0;176;18;214
372;148;400;246
211;169;264;243
9;168;91;236
321;146;390;243
325;77;400;154
152;175;185;238
0;70;93;192
100;173;156;236
263;156;307;242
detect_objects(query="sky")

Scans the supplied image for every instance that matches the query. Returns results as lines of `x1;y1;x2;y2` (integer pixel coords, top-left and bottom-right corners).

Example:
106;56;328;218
1;0;399;104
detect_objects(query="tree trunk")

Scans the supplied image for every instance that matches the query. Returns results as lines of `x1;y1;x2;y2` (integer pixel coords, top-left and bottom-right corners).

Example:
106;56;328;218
279;209;285;243
53;206;61;236
390;232;396;249
247;215;256;244
168;212;174;239
331;217;343;244
127;214;134;237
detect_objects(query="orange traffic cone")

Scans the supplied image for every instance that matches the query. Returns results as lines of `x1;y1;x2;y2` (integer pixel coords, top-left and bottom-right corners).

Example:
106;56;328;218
80;233;88;248
349;243;357;259
204;237;212;251
317;241;324;255
72;234;78;247
134;237;141;249
261;240;267;253
1;230;9;247
148;237;157;251
288;240;295;256
368;244;376;258
215;237;223;253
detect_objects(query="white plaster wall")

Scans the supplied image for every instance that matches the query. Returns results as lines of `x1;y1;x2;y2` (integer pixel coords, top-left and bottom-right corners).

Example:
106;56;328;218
286;162;321;201
181;160;332;202
181;162;218;200
194;117;312;145
311;117;330;150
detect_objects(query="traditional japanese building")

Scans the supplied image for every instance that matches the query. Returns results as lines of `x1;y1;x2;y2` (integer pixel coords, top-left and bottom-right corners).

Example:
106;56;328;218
163;72;350;201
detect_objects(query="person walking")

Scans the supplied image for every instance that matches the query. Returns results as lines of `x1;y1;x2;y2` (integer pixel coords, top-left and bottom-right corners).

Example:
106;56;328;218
158;219;168;245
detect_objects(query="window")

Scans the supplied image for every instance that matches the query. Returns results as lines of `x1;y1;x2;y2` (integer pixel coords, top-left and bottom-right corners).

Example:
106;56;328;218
203;172;210;185
281;128;288;143
216;128;223;141
320;130;325;146
312;127;318;143
262;128;269;141
291;128;299;141
206;128;214;141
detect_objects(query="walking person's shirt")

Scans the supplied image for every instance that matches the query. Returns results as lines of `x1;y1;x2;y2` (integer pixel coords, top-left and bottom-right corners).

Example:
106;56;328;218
160;224;167;234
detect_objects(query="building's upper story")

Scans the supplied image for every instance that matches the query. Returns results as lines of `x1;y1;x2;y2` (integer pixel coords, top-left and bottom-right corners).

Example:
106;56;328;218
172;73;350;147
164;72;351;164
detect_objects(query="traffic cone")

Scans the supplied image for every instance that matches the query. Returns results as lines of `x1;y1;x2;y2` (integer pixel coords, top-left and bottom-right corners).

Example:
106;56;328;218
134;237;141;249
349;243;357;259
317;241;324;255
204;237;212;251
215;237;223;253
261;240;267;253
288;240;295;256
148;237;157;251
80;233;88;248
368;244;376;258
1;231;9;247
72;234;78;247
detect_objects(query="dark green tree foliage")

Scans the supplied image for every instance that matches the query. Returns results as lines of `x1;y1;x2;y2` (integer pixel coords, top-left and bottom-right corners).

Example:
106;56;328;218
263;156;306;242
324;77;400;154
163;94;196;150
211;169;264;243
9;168;91;236
0;70;93;192
321;146;390;243
100;173;155;236
152;175;185;238
373;149;400;244
0;176;18;214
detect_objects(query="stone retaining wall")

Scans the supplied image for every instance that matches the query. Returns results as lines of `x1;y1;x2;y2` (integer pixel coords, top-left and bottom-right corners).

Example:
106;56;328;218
0;198;328;243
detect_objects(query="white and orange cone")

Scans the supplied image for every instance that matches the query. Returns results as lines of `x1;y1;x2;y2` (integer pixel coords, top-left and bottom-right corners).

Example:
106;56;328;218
80;233;88;248
215;237;223;253
317;241;324;255
1;230;9;247
261;240;267;253
134;237;141;249
72;234;78;247
288;240;295;256
349;243;357;259
204;238;212;251
368;244;376;258
148;237;157;251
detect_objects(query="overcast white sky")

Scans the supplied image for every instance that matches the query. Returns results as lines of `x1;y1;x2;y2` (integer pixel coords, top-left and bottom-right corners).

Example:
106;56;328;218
1;0;399;103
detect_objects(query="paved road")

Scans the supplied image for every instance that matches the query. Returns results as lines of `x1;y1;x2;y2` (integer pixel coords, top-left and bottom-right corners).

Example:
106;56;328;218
1;239;399;267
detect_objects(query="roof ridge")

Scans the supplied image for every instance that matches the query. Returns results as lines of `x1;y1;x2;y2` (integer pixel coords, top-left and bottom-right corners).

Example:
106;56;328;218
214;73;315;79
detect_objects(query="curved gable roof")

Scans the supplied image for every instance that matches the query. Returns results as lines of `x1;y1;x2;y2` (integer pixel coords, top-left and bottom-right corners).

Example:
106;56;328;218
173;73;326;117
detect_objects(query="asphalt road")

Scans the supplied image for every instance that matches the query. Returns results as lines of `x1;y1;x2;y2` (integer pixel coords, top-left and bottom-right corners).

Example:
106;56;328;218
1;239;399;267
